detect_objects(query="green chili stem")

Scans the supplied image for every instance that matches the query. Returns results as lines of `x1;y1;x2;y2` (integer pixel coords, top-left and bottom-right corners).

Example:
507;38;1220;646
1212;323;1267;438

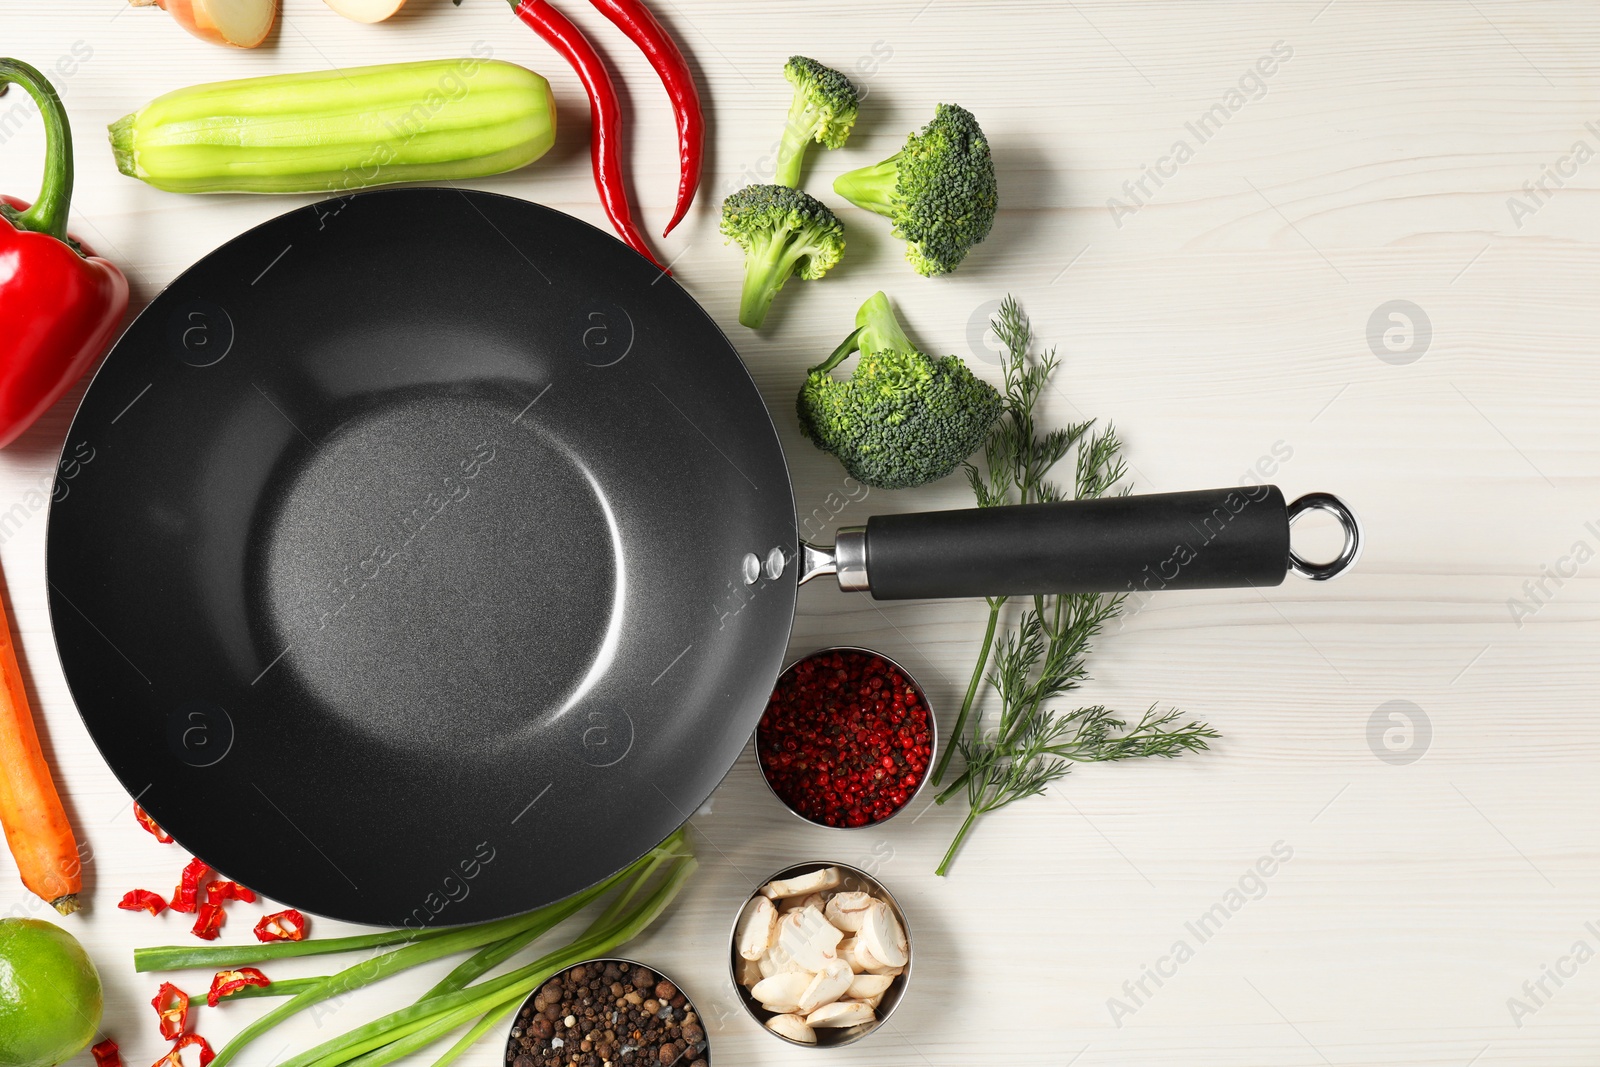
0;59;72;241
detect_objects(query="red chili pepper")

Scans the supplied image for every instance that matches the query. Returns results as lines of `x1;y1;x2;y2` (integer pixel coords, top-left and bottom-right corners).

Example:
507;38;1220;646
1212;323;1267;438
191;901;225;940
584;0;702;237
118;889;167;916
204;879;256;905
150;983;189;1040
151;1034;214;1067
92;1040;123;1067
0;59;127;449
206;967;270;1007
171;858;208;914
509;0;665;271
253;908;307;942
134;804;173;844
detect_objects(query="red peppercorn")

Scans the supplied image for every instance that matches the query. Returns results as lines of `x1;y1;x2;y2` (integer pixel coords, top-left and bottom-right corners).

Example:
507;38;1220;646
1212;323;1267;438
756;649;933;827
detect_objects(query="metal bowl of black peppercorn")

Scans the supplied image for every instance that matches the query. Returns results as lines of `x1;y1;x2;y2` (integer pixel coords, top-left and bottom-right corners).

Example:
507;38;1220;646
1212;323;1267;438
506;958;708;1067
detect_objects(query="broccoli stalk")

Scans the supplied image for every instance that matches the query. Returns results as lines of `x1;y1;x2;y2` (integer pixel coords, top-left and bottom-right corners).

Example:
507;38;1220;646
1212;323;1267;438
796;291;1003;489
853;290;913;356
833;103;998;277
774;57;860;188
721;184;846;330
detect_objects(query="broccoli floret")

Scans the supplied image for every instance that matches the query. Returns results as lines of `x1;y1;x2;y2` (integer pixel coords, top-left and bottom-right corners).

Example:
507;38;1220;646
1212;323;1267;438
832;103;997;277
796;291;1002;489
721;184;846;330
774;56;860;187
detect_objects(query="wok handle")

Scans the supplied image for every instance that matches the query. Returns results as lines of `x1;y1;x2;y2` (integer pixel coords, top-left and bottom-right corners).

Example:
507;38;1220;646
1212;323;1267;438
837;486;1359;600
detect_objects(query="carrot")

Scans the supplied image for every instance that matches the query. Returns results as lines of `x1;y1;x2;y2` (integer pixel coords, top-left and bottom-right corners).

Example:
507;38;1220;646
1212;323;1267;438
0;575;81;914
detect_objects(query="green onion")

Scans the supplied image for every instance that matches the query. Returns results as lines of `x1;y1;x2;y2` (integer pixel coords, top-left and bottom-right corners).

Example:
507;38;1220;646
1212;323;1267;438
134;923;457;973
430;1002;520;1067
138;831;695;1067
218;977;326;1001
280;851;696;1067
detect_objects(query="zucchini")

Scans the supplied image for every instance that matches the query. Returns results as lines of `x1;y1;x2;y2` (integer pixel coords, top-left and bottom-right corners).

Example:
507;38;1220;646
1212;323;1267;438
109;57;556;194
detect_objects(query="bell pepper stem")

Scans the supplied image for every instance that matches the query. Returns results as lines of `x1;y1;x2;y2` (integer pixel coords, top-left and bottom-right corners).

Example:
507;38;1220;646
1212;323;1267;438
0;58;74;243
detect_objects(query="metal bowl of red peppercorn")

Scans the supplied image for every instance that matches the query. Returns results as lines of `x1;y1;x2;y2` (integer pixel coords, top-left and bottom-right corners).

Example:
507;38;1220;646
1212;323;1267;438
505;958;708;1067
756;646;937;828
728;861;914;1048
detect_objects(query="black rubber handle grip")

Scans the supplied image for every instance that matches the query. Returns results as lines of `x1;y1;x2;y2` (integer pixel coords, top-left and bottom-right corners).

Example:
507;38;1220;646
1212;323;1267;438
861;486;1290;599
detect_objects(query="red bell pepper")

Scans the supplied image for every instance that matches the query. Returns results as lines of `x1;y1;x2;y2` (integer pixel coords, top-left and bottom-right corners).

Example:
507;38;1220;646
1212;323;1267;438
91;1040;123;1067
150;982;189;1040
0;59;127;448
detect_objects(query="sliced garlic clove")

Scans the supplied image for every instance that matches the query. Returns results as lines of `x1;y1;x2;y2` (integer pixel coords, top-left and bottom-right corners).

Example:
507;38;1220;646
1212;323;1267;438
796;958;854;1014
737;955;763;988
777;905;843;972
845;972;893;999
806;1000;876;1028
751;971;813;1014
765;1013;817;1044
737;895;778;960
858;900;909;968
824;891;875;932
760;867;843;900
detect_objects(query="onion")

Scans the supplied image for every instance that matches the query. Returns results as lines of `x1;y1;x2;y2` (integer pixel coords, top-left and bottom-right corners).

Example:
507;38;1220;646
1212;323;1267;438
323;0;408;23
130;0;277;48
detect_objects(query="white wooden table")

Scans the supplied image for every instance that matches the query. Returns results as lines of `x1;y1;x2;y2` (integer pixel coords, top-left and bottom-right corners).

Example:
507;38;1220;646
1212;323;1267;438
3;1;1598;1063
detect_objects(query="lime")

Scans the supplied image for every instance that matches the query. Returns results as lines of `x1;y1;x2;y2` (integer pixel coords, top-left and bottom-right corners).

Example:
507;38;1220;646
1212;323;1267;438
0;918;103;1067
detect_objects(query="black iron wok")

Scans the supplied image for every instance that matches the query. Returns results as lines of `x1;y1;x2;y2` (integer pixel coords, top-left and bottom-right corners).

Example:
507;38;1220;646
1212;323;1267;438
45;188;1358;925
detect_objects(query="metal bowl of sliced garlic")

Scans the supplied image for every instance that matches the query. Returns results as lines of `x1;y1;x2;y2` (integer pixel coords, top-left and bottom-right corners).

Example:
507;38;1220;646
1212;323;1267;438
728;861;911;1048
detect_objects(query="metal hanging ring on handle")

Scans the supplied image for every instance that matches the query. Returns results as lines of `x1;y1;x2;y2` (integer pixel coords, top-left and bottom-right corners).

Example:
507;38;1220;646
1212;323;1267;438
1286;492;1361;581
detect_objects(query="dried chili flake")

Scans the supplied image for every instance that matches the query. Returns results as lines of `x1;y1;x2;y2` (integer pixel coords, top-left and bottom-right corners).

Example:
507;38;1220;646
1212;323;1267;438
92;1039;123;1067
253;909;307;943
206;967;269;1006
150;983;189;1040
118;889;167;916
171;858;209;914
204;880;256;905
190;902;225;941
134;803;173;843
151;1034;214;1067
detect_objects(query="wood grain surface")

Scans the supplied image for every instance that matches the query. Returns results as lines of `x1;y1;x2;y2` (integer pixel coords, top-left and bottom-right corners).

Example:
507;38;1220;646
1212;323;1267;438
2;0;1597;1064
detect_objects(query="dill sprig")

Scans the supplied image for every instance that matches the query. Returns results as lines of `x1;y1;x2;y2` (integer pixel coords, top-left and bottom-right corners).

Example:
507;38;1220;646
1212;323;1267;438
931;297;1218;877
